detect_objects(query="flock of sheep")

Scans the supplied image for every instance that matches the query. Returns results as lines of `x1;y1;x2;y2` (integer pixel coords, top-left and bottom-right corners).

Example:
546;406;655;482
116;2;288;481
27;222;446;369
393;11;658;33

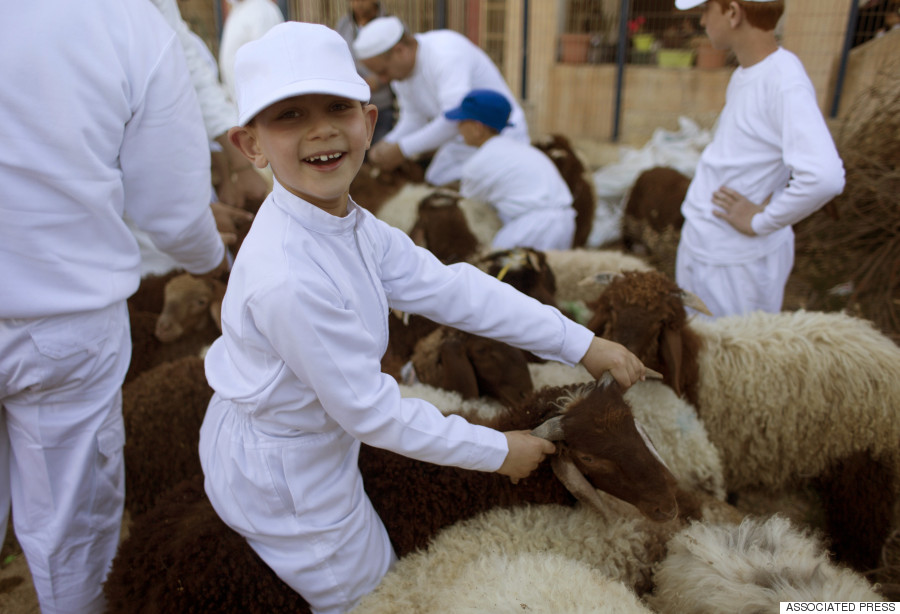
103;135;900;612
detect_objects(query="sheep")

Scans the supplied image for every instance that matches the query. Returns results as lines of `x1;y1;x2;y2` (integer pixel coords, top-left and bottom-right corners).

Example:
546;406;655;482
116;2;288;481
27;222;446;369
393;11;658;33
473;247;560;309
349;160;426;215
355;550;656;614
532;133;597;249
153;272;226;343
376;184;502;250
408;188;481;263
361;376;680;556
646;515;885;612
104;377;682;611
585;269;900;571
409;325;535;407
122;355;212;516
543;248;653;307
621;166;689;279
127;270;184;314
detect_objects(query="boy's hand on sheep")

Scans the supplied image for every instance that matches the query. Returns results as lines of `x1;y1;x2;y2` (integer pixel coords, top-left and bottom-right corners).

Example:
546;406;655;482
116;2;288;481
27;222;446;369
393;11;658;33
498;431;556;484
580;337;647;390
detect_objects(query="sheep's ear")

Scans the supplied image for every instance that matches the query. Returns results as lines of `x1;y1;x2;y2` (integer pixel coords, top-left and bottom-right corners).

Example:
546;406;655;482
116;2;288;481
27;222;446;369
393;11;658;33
526;249;543;272
531;415;565;441
678;290;713;316
578;272;622;289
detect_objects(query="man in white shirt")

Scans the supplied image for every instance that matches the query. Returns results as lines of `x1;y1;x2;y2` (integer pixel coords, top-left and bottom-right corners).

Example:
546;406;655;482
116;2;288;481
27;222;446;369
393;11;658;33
354;16;529;186
0;2;226;611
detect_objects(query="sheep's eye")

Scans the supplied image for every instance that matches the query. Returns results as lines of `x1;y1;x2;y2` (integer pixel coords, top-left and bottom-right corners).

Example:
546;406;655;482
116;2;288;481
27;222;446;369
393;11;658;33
194;298;210;309
578;454;595;464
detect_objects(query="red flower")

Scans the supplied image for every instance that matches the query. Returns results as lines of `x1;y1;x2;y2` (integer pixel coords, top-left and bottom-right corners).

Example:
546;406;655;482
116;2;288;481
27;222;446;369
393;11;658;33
628;16;646;35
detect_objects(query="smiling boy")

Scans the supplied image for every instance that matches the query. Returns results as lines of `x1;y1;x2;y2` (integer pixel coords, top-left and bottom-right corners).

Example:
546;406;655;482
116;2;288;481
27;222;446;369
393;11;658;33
198;22;647;614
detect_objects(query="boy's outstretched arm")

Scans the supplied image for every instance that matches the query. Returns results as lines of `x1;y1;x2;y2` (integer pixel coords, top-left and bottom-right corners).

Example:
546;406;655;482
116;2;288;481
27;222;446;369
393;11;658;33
497;431;556;483
580;336;647;389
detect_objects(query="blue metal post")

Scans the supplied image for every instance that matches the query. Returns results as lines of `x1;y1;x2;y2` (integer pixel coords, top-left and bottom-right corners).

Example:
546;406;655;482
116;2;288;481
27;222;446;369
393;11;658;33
612;0;630;142
830;0;860;118
521;0;530;100
435;0;447;30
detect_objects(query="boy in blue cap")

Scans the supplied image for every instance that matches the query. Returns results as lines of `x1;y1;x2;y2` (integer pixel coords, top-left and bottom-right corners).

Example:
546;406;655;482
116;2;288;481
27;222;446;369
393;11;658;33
445;89;577;250
198;22;648;614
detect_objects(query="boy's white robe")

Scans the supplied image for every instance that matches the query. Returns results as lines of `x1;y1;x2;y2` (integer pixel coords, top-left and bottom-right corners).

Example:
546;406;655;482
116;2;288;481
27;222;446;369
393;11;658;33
200;180;593;613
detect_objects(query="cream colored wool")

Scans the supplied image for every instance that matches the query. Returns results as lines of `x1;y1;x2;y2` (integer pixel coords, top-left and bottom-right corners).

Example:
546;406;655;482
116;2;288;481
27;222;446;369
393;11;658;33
544;248;653;305
351;503;671;614
648;515;883;613
690;310;900;491
423;552;654;614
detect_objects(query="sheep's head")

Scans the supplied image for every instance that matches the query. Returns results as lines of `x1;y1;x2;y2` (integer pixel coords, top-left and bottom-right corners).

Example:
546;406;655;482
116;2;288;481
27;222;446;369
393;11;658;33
475;248;559;308
409;189;479;264
584;270;708;400
532;376;679;522
154;274;224;343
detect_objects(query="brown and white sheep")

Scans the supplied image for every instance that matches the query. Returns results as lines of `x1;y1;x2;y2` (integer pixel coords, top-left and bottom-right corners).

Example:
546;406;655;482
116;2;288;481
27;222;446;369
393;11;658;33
349;160;426;215
586;269;900;572
103;376;682;611
408;188;480;264
409;325;535;407
532;134;597;249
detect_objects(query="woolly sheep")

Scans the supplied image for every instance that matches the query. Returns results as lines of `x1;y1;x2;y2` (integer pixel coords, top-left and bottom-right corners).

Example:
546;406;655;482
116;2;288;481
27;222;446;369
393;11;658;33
126;304;219;384
587;269;900;570
153;272;226;342
544;248;653;306
532;133;597;249
122;355;212;516
410;325;535;407
355;550;655;614
408;188;481;263
104;378;683;611
647;515;885;612
349;160;426;215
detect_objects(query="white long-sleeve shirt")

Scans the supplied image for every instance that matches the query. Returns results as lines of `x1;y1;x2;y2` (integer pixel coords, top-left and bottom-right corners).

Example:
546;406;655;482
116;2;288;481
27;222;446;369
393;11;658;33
385;30;529;159
201;180;592;533
150;0;238;139
1;0;224;319
680;48;845;264
218;0;285;103
461;136;574;225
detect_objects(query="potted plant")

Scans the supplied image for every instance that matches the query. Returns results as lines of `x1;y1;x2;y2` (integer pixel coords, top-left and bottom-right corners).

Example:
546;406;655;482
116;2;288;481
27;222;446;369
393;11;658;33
629;16;654;51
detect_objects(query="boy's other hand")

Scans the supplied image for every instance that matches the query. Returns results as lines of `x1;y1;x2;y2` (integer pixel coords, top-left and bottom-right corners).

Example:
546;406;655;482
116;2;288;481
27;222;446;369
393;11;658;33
712;186;770;236
498;431;556;484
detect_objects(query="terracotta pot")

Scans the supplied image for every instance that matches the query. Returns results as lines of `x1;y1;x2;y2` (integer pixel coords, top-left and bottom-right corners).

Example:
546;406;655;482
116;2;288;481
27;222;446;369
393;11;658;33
695;45;729;69
560;33;592;64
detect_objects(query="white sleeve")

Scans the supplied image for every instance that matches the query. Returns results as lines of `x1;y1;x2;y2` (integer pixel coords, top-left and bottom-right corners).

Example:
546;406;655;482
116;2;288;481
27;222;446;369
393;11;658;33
751;83;845;235
253;273;509;472
150;0;237;139
120;33;224;274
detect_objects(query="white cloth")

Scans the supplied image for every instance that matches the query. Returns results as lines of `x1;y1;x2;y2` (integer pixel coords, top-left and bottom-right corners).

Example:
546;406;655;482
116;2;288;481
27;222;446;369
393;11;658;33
461;136;575;250
150;0;238;139
1;2;224;319
384;30;529;184
218;0;285;103
677;48;844;316
200;180;592;613
0;2;224;611
676;235;794;318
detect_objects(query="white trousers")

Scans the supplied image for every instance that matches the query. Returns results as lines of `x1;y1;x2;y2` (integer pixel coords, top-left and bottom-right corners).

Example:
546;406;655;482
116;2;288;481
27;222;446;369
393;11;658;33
200;396;397;614
0;302;129;614
675;235;794;319
491;207;576;251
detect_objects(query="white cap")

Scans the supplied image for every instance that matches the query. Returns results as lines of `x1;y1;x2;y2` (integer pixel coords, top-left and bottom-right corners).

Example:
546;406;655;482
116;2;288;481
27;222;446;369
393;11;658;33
233;22;371;126
676;0;777;8
353;16;405;60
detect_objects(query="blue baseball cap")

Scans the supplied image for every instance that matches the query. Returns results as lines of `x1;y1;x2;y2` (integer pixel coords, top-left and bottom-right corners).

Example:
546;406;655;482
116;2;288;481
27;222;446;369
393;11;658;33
444;89;513;133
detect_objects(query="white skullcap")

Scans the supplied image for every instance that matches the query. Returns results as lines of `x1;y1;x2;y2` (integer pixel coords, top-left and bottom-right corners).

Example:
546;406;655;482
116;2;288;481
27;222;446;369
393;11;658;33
233;22;370;126
353;16;405;60
676;0;778;8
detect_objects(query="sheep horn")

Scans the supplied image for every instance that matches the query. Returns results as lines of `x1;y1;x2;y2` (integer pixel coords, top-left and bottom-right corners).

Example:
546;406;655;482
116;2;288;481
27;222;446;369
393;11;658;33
644;368;664;380
578;272;622;288
550;452;610;512
679;290;713;316
530;415;565;441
